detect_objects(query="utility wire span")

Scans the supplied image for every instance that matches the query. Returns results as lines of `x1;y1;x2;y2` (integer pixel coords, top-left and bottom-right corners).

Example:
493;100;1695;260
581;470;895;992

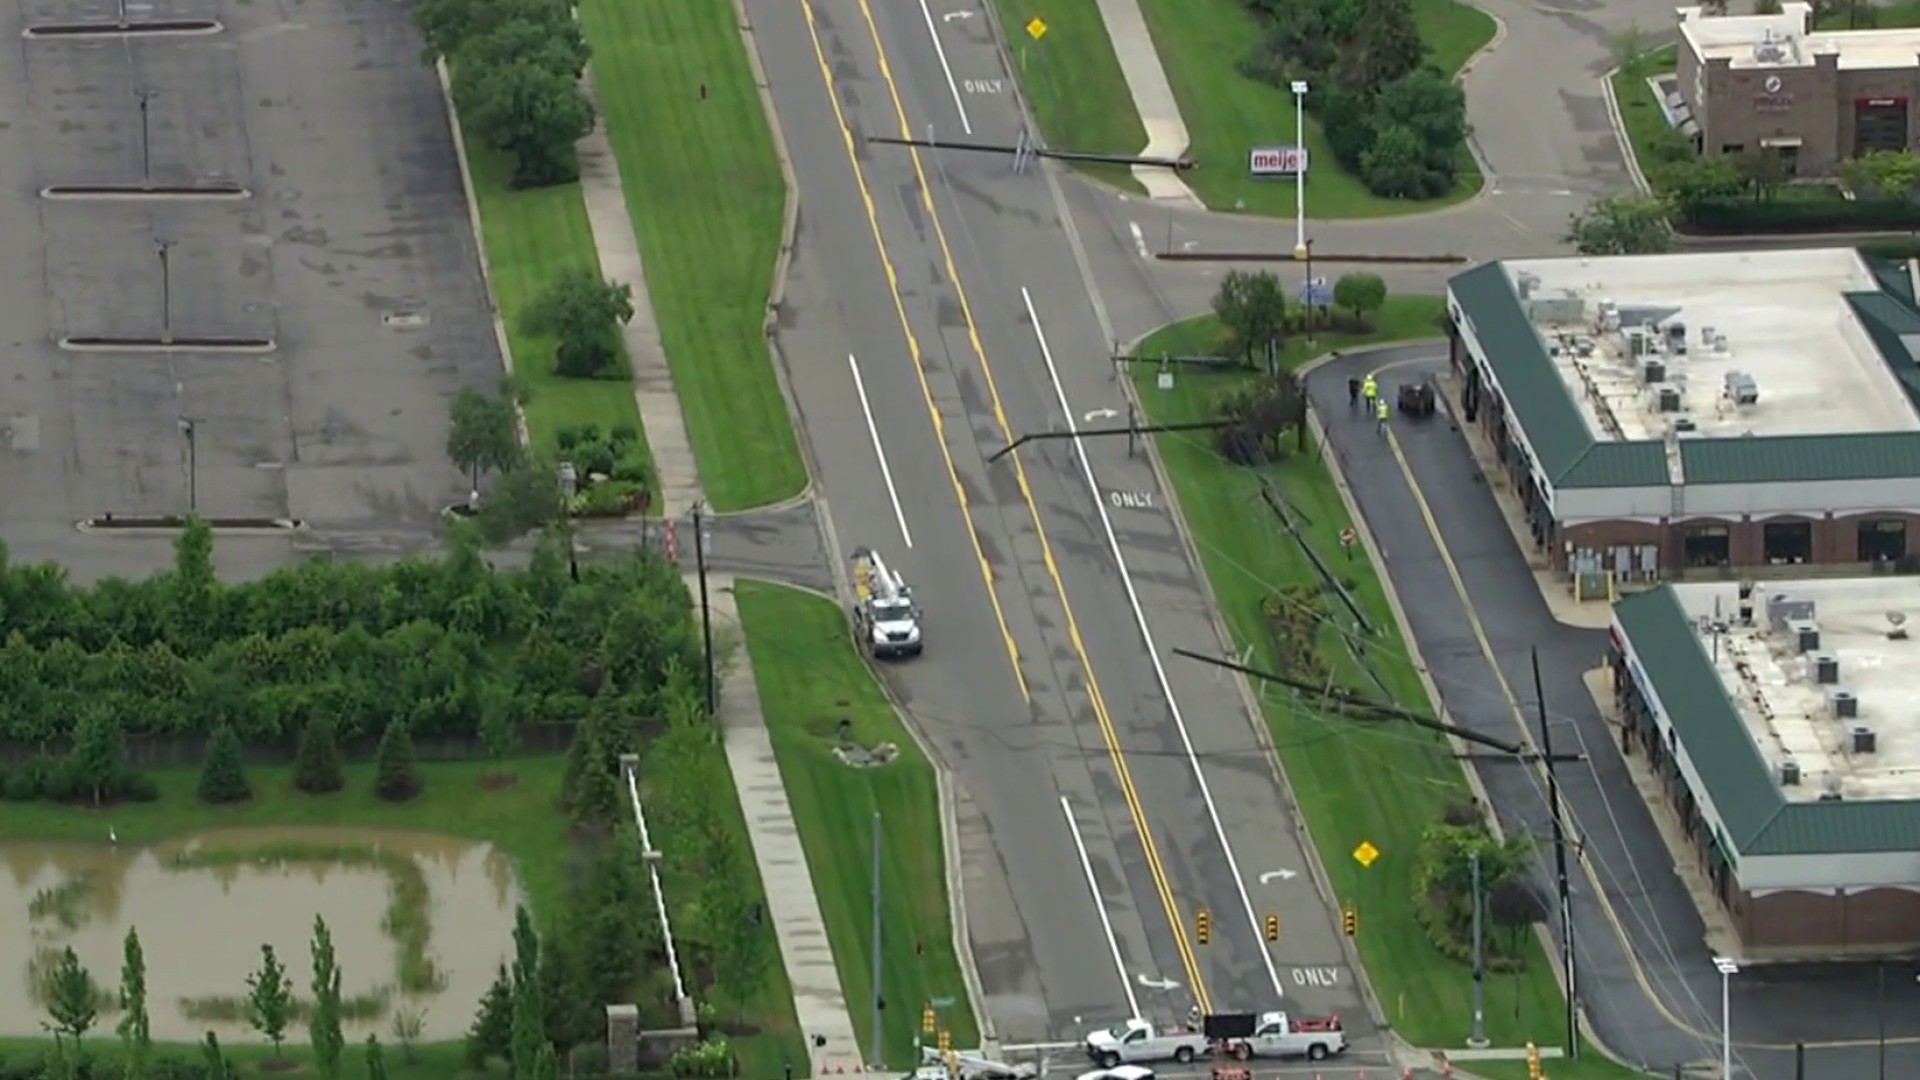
987;419;1232;463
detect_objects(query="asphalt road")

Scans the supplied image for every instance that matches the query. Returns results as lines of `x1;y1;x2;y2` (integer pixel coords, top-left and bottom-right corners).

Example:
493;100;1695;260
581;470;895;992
1306;348;1920;1079
0;0;501;583
747;0;1377;1050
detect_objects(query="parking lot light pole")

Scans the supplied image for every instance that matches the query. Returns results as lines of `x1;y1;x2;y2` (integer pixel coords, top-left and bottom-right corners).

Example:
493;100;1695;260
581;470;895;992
135;88;156;187
178;416;200;515
155;238;175;344
1289;80;1309;260
1714;956;1739;1080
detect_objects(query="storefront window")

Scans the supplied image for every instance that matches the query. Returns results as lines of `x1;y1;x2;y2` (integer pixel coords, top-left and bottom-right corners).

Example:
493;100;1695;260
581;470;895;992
1684;523;1730;567
1763;520;1812;564
1858;518;1908;562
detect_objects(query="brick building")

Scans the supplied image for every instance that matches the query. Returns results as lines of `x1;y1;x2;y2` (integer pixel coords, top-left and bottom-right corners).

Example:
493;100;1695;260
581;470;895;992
1609;577;1920;954
1444;249;1920;583
1675;2;1920;177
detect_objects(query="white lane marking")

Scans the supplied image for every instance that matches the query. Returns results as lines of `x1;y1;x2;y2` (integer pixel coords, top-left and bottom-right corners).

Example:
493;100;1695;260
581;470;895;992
1061;795;1142;1019
1127;221;1150;260
916;0;974;136
1024;286;1286;1000
848;353;913;549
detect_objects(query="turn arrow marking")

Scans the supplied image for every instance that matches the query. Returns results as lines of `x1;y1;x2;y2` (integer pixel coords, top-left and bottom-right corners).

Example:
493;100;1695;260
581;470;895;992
942;10;974;20
1258;869;1298;884
1084;408;1119;422
1135;973;1181;991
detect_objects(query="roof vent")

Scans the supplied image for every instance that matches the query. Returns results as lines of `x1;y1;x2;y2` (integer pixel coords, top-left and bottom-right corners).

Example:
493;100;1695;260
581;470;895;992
1888;611;1909;641
1820;774;1844;801
1670;415;1698;434
1779;758;1801;786
1829;688;1858;719
1812;652;1839;684
1852;724;1878;755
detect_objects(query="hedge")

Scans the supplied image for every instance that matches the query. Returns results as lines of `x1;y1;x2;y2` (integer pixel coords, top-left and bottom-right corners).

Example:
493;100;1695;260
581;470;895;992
1680;196;1920;235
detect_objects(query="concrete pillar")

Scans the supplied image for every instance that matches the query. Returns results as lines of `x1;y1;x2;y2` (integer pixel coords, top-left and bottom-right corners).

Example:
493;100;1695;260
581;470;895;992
676;993;698;1028
607;1004;640;1073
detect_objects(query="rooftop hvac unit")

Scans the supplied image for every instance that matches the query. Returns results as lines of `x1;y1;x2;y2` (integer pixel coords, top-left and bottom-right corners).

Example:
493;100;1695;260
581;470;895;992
1724;371;1760;406
1628;328;1651;357
1888;611;1909;641
1738;581;1757;626
1813;653;1839;684
1657;386;1684;412
1829;688;1859;719
1768;594;1816;629
1852;724;1878;755
1517;272;1541;299
1789;618;1822;653
1779;759;1801;786
1642;359;1667;384
1714;332;1730;353
1665;321;1689;356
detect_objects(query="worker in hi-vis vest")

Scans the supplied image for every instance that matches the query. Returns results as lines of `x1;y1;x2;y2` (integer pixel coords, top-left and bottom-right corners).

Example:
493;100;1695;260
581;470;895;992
1362;374;1378;410
1376;395;1390;433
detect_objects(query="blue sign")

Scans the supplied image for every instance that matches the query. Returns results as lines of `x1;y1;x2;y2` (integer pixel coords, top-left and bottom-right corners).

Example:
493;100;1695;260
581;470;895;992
1299;277;1332;307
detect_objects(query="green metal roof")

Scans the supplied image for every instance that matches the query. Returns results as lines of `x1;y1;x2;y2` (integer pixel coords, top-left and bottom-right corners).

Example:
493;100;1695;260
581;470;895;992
1447;262;1668;489
1449;260;1920;490
1616;587;1920;856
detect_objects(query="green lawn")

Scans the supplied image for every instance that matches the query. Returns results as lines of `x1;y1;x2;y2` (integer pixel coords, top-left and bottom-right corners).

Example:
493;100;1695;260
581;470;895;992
576;0;808;512
0;754;804;1078
1132;303;1645;1078
1137;0;1495;217
1610;45;1680;183
0;1033;486;1080
987;0;1149;194
735;581;981;1067
458;135;656;491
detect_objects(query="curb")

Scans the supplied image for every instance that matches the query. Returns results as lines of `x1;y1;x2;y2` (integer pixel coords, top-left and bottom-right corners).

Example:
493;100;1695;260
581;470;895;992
435;59;533;453
1601;62;1654;196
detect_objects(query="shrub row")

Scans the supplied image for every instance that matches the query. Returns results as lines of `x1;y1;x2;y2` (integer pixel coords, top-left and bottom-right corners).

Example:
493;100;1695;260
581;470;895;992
1679;196;1920;235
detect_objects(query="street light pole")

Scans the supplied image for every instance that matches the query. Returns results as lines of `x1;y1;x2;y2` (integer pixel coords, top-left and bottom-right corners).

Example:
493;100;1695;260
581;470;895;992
1714;956;1739;1080
135;88;156;188
178;417;200;516
155;238;175;344
1289;80;1309;260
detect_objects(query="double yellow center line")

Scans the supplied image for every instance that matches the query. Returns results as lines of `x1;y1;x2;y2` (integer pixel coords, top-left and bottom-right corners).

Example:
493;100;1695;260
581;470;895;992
797;0;1212;1015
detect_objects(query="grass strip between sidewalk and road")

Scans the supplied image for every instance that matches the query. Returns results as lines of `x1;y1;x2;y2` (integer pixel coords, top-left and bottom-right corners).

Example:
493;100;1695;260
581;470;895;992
986;0;1148;195
736;580;982;1067
457;137;655;483
576;0;808;512
0;755;805;1080
1610;44;1678;182
1133;304;1648;1080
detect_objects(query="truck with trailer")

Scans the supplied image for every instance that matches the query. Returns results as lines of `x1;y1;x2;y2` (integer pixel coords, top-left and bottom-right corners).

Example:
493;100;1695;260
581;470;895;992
1084;1010;1345;1067
850;547;923;658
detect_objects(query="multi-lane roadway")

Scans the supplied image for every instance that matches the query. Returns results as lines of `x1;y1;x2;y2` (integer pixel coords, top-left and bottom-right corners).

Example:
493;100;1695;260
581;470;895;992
741;0;1381;1054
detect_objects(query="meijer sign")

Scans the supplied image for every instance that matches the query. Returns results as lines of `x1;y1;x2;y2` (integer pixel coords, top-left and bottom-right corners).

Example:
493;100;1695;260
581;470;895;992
1249;146;1308;177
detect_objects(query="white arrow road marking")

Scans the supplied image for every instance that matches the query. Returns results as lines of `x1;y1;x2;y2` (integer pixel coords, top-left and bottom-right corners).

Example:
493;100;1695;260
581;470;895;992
942;9;975;20
1135;973;1181;991
1084;408;1119;422
1259;869;1298;884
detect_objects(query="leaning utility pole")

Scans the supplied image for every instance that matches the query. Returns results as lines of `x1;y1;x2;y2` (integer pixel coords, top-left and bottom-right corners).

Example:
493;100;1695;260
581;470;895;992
1534;647;1578;1060
1469;850;1488;1049
691;501;715;714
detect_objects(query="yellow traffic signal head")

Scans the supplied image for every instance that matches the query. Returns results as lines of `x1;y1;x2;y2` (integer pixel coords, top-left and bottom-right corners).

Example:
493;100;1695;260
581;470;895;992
1264;914;1280;942
1525;1042;1541;1079
1342;908;1357;936
1196;909;1212;945
922;1007;936;1035
938;1030;951;1052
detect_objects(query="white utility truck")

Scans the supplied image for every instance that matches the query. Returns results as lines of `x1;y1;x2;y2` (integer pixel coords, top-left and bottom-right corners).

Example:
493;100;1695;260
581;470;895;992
1220;1011;1345;1062
850;547;923;658
1084;1019;1207;1067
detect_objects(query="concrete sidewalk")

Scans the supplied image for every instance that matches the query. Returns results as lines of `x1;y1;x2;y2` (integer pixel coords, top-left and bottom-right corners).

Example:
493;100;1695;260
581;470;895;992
574;66;703;520
1091;0;1201;207
705;575;868;1078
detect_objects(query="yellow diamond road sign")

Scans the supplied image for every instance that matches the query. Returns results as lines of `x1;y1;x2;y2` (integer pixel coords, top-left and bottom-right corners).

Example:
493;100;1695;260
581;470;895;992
1026;17;1048;40
1352;841;1380;869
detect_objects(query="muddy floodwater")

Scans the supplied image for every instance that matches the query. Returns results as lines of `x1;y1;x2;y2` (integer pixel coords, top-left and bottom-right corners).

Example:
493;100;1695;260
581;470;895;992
1;826;522;1042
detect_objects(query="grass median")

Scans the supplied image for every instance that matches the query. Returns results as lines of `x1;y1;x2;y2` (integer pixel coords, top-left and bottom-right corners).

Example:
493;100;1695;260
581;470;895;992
1610;44;1678;180
458;136;655;486
1133;304;1646;1078
736;581;981;1066
986;0;1147;194
576;0;807;512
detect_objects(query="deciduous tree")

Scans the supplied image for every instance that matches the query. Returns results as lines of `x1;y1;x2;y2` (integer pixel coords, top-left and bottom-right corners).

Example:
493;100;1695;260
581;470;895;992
116;929;149;1080
1567;194;1675;255
1843;149;1920;199
479;459;568;546
448;387;525;491
521;268;635;380
390;1006;426;1065
374;718;424;802
479;683;520;784
453;54;595;188
1210;270;1287;366
1332;273;1388;326
310;916;345;1080
247;945;294;1059
1211;375;1307;465
196;725;252;805
1333;0;1424;94
294;714;346;795
67;708;125;806
413;0;580;65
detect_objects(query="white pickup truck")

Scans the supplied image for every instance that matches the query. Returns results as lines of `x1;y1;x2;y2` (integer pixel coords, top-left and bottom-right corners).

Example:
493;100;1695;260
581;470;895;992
1222;1011;1346;1062
1084;1019;1207;1067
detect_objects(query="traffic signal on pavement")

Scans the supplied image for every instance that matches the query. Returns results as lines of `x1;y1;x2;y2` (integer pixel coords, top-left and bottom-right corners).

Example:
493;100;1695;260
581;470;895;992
1525;1041;1542;1080
1195;909;1212;945
922;1007;936;1035
939;1030;952;1054
1264;914;1280;942
1342;908;1357;937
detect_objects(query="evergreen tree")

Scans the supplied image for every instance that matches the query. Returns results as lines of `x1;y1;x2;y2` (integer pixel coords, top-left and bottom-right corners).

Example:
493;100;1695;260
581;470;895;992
373;718;423;801
67;708;126;806
509;909;547;1077
567;722;620;831
116;928;150;1080
533;1042;560;1080
201;1033;233;1080
245;944;293;1059
364;1035;389;1080
479;685;519;783
559;708;602;809
45;946;97;1042
196;725;251;804
293;715;346;795
466;963;514;1068
309;916;345;1080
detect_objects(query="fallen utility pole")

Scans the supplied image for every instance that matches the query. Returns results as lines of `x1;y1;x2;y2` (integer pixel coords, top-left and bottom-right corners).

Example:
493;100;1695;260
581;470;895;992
866;134;1196;171
1534;647;1579;1062
1172;647;1529;756
1260;482;1371;635
987;419;1231;464
1455;750;1587;765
